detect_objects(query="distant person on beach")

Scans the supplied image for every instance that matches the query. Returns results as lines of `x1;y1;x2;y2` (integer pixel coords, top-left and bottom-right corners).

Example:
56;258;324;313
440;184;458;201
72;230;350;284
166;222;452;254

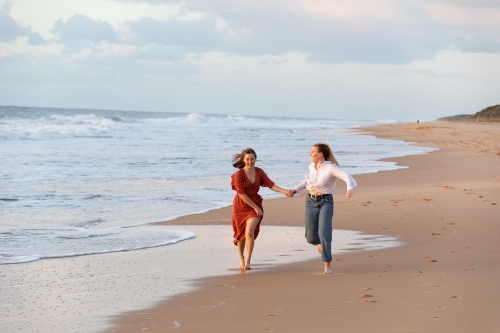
231;148;291;270
290;143;357;274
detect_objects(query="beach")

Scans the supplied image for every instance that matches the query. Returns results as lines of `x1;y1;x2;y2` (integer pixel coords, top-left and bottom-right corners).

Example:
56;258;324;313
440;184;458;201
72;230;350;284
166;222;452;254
2;121;499;332
109;121;500;332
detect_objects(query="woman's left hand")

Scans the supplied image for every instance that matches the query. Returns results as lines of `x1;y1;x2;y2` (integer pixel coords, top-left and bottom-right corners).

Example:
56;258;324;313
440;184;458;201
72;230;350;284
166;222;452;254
346;190;354;198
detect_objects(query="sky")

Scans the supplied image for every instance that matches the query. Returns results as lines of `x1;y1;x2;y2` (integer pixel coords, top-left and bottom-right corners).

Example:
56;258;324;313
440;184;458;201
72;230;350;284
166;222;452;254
1;0;499;121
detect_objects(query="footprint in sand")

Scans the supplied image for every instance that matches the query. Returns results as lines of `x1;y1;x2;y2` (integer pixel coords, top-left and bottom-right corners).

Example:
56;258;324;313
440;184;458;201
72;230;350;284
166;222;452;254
428;259;438;262
448;295;461;298
360;294;372;298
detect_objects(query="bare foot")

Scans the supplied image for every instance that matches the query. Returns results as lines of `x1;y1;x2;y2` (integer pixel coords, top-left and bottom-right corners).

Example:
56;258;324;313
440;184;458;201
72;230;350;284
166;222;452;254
245;266;252;270
317;245;323;254
239;257;245;270
324;262;332;274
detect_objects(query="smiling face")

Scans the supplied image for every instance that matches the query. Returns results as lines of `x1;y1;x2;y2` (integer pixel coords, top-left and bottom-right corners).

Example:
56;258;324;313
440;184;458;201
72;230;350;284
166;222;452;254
243;153;256;168
310;146;324;164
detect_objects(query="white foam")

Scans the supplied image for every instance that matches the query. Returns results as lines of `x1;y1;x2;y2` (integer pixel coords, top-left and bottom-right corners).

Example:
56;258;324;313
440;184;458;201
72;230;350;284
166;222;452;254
0;227;195;265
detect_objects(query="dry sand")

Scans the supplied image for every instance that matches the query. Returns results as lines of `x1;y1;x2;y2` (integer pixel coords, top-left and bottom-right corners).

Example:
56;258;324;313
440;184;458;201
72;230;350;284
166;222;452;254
107;121;500;333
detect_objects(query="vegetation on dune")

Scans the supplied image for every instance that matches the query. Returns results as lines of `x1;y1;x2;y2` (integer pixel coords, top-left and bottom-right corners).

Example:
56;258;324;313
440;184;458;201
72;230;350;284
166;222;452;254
438;104;500;122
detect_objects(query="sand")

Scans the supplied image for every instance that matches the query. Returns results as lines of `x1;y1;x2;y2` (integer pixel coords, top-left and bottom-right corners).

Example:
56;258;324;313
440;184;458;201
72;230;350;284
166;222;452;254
108;121;500;332
2;121;499;333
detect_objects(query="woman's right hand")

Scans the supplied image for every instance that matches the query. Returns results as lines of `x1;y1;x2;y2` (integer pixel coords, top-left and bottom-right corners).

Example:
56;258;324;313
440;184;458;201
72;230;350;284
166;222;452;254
254;206;263;216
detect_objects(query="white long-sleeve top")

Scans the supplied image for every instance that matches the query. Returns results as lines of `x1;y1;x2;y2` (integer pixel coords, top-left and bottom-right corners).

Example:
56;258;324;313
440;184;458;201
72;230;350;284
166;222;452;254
294;161;357;194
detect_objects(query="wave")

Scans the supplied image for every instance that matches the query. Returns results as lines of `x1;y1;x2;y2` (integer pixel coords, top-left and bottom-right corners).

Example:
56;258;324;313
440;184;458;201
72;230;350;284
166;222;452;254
0;106;399;141
0;227;196;265
0;198;19;202
1;113;116;140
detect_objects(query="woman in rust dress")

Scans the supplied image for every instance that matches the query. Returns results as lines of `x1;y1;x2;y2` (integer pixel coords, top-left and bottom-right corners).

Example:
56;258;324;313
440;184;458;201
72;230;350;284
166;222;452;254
231;148;290;270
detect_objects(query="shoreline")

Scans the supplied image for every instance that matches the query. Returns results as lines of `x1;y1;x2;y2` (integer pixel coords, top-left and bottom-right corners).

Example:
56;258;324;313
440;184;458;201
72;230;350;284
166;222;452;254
109;121;500;332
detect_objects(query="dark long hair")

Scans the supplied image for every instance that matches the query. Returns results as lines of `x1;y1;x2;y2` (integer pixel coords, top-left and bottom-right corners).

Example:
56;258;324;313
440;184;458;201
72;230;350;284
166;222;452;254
232;148;257;169
314;143;339;166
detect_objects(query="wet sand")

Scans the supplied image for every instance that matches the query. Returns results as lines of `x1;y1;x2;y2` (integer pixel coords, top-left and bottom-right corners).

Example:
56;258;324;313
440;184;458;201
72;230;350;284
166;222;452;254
0;224;398;333
108;121;500;332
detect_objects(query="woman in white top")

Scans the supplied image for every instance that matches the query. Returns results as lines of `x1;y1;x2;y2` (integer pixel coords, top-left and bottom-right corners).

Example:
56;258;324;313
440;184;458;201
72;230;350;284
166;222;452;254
290;143;356;274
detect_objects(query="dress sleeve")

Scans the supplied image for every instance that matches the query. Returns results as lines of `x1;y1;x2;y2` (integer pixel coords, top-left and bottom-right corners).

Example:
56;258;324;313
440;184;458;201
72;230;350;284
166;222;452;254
231;170;246;194
257;168;275;188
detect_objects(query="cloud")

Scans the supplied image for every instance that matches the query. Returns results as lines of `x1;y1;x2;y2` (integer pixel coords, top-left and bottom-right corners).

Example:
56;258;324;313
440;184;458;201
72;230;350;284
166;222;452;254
52;14;118;53
130;44;186;61
48;12;223;55
0;3;45;44
452;35;500;53
123;15;222;49
112;0;500;65
208;8;449;64
378;67;465;79
0;47;199;83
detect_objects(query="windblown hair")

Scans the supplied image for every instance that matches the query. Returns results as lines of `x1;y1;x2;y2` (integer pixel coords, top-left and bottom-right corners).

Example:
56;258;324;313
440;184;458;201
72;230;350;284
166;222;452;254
314;143;339;166
232;148;257;169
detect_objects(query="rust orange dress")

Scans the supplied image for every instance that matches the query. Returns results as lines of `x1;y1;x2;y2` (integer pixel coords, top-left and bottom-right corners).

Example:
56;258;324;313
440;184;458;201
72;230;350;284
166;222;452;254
231;167;275;245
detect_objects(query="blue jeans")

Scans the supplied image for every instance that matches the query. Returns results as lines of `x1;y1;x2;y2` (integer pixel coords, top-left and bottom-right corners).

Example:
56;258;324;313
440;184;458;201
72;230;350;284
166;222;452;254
305;194;334;262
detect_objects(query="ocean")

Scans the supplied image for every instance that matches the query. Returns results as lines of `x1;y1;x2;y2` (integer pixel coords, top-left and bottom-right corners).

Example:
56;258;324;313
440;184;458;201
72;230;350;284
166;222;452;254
0;105;434;264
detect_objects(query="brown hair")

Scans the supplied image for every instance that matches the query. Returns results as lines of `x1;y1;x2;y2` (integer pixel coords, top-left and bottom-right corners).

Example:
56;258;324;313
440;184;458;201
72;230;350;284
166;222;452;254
313;143;339;166
232;148;257;169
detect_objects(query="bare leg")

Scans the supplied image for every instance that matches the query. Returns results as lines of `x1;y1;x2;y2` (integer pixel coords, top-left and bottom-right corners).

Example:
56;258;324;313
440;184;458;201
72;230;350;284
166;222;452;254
324;262;332;274
317;245;332;274
237;238;246;270
244;217;260;270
